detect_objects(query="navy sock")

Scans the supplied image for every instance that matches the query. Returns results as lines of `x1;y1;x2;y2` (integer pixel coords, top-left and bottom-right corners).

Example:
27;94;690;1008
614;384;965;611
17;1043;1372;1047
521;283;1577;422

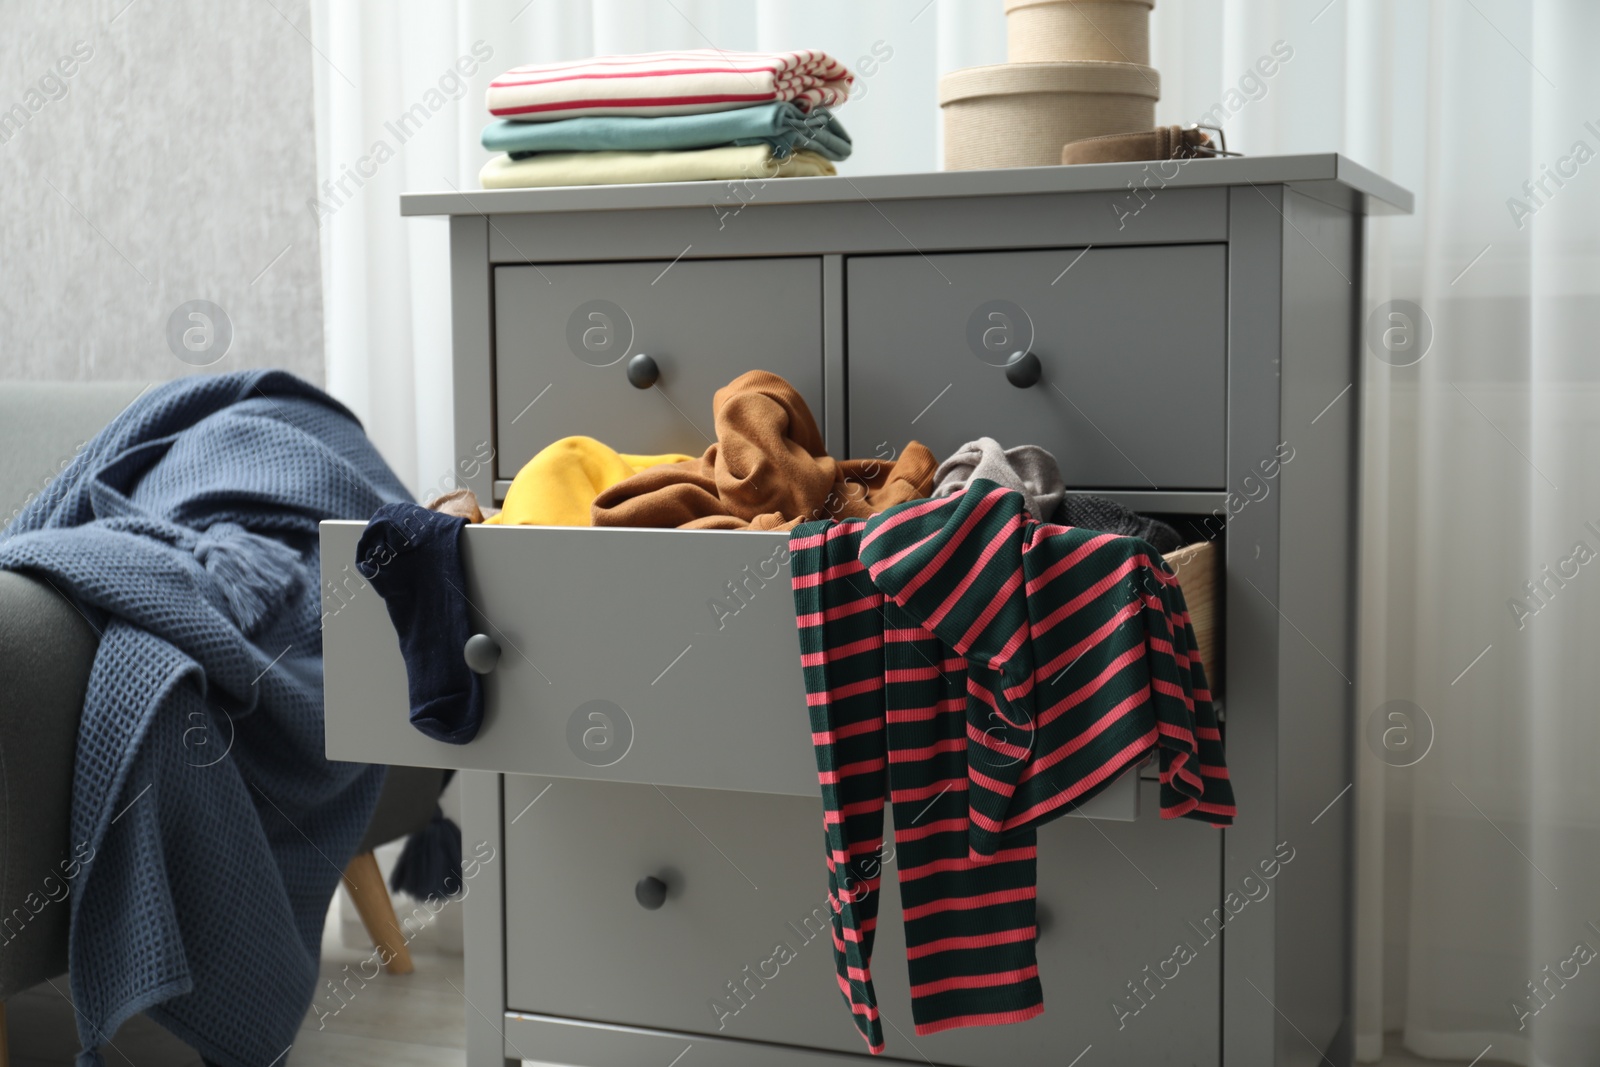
356;502;483;744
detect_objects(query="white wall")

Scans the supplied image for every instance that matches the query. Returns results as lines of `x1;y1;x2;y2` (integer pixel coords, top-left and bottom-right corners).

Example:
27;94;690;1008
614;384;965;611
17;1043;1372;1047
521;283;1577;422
0;0;324;384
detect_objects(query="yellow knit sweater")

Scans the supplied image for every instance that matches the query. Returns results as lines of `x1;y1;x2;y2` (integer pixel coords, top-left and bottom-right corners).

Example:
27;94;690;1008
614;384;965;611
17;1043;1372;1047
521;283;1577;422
485;435;693;527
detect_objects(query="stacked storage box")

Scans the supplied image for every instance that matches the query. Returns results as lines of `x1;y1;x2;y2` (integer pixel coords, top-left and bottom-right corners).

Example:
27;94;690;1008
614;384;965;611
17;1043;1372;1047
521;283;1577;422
941;0;1158;169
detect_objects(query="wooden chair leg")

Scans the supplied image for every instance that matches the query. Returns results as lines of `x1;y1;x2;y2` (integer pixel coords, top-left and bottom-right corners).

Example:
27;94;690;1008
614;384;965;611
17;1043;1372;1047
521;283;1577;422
342;851;414;976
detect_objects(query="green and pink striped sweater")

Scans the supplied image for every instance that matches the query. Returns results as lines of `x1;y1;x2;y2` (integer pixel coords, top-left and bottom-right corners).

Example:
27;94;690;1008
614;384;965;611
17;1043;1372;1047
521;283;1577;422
789;479;1234;1053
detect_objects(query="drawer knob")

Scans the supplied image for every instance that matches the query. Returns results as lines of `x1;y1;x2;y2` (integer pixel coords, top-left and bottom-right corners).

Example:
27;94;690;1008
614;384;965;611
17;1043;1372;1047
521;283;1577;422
635;875;668;910
1005;350;1042;389
626;353;660;389
463;633;501;675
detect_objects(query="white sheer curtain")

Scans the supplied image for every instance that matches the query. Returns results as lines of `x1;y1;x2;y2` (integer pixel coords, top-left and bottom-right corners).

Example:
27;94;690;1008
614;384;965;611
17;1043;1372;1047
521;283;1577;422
306;0;992;498
311;3;1600;1063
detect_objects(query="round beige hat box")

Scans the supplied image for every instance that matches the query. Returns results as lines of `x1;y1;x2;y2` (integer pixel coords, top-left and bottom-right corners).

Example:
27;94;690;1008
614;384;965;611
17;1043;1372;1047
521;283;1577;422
939;61;1159;170
1005;0;1155;65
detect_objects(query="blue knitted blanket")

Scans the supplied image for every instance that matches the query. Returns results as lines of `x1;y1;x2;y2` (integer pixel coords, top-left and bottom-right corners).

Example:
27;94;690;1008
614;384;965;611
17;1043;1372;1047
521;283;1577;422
0;371;410;1066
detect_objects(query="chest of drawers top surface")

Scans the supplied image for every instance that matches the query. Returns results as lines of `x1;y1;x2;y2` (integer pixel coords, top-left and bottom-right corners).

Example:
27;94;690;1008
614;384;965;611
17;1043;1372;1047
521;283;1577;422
401;153;1411;217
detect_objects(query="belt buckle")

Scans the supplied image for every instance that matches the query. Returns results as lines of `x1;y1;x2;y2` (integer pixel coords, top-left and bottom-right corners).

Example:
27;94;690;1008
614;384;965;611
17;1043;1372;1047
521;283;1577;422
1188;124;1244;158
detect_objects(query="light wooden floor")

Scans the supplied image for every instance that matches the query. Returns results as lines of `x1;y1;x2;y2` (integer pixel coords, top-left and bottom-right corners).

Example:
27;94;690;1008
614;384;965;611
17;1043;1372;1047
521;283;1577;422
5;920;1517;1067
7;897;469;1067
1375;1039;1516;1067
1374;1038;1515;1067
286;903;469;1067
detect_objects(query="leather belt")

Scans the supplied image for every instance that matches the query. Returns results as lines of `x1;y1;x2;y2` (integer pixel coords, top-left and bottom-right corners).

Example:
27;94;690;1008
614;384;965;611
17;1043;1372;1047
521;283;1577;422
1061;124;1238;165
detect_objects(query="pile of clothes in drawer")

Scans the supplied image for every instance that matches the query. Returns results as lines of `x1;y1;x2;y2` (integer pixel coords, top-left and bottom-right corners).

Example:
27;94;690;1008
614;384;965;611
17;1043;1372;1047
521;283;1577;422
479;48;853;188
357;369;1235;1051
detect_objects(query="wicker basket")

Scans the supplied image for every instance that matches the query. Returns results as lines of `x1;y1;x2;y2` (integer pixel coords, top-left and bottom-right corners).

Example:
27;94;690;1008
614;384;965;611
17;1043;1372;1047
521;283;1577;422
1164;539;1223;695
1005;0;1155;65
939;61;1158;170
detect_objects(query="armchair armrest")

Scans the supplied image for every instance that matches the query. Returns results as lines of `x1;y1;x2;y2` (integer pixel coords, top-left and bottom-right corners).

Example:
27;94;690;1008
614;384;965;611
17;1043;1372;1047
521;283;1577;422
0;569;97;996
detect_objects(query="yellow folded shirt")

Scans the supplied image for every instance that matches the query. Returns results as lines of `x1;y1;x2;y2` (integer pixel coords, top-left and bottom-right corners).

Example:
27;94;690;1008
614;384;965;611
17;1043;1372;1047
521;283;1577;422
479;146;836;189
486;436;694;527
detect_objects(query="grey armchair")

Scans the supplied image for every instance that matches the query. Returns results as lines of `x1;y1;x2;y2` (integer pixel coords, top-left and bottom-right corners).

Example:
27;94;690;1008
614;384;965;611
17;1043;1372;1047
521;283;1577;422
0;382;445;1061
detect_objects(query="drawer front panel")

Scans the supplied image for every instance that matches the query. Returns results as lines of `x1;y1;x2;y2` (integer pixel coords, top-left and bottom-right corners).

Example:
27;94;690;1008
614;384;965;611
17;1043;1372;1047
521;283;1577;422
494;257;825;482
846;246;1227;490
503;777;1220;1066
323;521;814;793
320;520;1139;814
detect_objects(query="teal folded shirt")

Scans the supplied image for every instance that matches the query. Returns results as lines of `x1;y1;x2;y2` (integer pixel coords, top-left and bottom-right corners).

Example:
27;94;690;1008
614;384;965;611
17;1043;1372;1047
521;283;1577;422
481;102;852;162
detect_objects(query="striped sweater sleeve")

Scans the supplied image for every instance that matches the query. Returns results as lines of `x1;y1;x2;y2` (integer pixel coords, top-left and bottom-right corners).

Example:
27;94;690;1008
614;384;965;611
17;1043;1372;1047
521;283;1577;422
790;518;890;1053
1020;510;1235;827
879;601;1045;1036
861;480;1235;835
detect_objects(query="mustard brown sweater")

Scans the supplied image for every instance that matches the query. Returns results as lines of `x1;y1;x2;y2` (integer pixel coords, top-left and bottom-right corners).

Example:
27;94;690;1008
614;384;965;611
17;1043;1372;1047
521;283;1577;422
591;370;936;530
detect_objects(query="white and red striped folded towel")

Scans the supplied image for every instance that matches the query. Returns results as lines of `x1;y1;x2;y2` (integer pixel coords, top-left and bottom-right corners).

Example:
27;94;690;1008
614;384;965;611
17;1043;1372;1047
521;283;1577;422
486;49;852;122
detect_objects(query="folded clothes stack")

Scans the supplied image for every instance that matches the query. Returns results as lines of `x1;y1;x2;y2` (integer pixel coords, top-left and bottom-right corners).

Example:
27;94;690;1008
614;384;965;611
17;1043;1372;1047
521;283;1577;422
479;49;854;189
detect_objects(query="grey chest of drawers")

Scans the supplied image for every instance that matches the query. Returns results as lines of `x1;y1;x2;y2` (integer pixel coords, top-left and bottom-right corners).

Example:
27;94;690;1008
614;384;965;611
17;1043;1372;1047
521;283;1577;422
319;155;1410;1067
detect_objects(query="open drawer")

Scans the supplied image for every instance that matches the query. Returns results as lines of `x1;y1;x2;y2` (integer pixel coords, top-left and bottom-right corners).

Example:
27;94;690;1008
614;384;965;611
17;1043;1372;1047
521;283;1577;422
319;521;1141;818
